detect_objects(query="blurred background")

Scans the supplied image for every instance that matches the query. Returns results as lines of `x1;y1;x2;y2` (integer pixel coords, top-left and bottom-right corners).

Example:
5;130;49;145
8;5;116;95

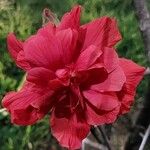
0;0;149;149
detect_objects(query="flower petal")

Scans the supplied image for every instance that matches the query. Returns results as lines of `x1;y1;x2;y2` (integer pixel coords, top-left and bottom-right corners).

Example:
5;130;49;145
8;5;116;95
7;33;30;70
58;5;82;30
84;90;120;125
91;66;126;92
17;50;31;70
119;58;145;87
56;28;78;64
81;17;122;50
75;45;102;71
85;101;120;125
24;34;64;70
101;47;119;73
118;58;145;114
2;83;54;125
37;22;56;38
50;112;90;149
27;67;56;86
83;90;119;111
7;33;23;60
80;64;108;89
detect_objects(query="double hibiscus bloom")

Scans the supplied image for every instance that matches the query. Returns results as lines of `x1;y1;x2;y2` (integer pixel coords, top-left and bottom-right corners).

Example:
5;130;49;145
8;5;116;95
2;5;145;149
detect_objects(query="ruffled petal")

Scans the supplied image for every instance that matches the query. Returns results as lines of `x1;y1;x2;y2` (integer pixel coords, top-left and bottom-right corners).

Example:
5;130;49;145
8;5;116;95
7;33;30;70
91;66;126;92
84;90;120;125
75;45;102;71
56;28;78;64
118;58;145;114
17;50;31;70
85;101;120;125
7;33;23;60
58;5;82;30
37;22;56;38
83;90;119;111
101;47;119;73
24;34;64;70
27;67;56;85
79;47;118;88
50;112;90;149
2;83;54;125
80;64;108;89
27;67;62;90
81;17;122;50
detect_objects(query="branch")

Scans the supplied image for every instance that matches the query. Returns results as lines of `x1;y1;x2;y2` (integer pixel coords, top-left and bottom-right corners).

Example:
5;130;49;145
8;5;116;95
90;126;112;150
90;126;102;144
139;124;150;150
82;138;108;150
134;0;150;60
98;126;112;150
125;1;150;149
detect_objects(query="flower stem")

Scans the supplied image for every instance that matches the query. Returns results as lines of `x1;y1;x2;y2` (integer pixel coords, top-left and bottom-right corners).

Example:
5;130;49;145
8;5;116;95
90;126;102;144
98;126;112;150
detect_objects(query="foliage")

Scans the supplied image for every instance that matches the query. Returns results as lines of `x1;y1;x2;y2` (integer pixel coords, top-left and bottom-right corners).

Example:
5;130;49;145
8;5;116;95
0;0;148;149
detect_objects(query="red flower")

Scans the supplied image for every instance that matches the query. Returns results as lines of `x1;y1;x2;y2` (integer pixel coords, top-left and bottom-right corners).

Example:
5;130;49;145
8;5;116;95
2;5;145;149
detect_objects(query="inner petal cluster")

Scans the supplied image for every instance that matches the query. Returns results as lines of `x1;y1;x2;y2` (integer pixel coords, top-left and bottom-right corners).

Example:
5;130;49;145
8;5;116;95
55;65;87;87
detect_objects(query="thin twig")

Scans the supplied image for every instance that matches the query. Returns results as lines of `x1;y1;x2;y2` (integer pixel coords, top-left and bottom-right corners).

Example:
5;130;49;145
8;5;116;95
90;126;102;144
139;124;150;150
82;139;85;150
82;138;108;150
98;126;112;150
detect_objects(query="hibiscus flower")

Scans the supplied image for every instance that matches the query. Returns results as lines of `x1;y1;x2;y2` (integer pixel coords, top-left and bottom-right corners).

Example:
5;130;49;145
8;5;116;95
2;5;145;149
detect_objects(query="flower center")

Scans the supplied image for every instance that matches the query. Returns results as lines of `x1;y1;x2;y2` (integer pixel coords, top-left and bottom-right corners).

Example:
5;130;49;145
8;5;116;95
55;65;84;86
55;66;87;113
